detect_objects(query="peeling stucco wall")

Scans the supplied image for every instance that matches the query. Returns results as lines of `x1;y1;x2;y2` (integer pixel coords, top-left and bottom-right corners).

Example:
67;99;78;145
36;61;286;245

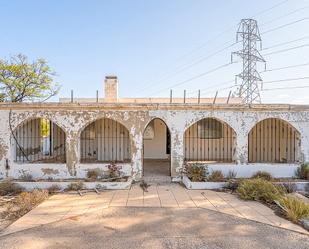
1;103;309;180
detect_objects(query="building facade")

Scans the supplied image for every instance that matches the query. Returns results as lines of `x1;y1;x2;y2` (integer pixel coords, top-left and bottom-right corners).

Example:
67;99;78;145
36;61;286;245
0;77;308;181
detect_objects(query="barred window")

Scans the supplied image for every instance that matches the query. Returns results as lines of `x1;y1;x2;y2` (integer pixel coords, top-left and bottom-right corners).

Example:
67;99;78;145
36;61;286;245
197;118;223;139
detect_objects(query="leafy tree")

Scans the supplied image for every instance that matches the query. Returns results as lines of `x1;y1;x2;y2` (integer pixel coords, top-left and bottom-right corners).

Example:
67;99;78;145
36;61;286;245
0;54;59;102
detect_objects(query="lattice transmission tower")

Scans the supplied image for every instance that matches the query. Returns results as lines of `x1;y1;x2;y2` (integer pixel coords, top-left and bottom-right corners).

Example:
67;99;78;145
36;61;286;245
232;19;266;104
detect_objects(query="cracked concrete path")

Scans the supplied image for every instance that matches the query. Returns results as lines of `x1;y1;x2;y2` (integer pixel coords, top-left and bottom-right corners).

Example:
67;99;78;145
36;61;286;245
1;183;308;237
0;207;309;249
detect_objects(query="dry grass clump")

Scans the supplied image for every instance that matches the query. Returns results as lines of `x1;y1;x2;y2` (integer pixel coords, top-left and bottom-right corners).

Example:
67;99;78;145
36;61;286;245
5;189;48;219
251;171;273;181
86;169;100;180
237;178;285;204
0;180;23;196
185;164;208;182
47;184;61;194
66;181;84;191
279;196;309;223
208;170;225;182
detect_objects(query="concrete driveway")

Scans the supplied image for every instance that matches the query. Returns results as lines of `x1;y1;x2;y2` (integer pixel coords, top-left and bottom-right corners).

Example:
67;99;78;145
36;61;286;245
0;206;309;249
0;183;308;248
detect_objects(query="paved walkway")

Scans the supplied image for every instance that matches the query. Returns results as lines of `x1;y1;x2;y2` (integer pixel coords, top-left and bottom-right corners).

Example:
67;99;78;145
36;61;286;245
1;183;308;236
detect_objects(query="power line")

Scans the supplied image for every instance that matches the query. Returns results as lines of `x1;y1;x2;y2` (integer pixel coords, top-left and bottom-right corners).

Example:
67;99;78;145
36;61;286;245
262;35;309;51
263;43;309;56
148;62;235;96
187;80;235;95
137;41;238;94
261;62;309;73
251;0;290;18
261;15;309;34
260;3;309;27
137;1;292;95
262;85;309;91
263;76;309;84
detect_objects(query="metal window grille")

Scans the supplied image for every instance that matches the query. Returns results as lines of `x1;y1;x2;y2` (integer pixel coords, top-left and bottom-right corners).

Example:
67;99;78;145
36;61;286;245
80;118;131;163
184;118;235;162
14;118;66;163
248;118;300;163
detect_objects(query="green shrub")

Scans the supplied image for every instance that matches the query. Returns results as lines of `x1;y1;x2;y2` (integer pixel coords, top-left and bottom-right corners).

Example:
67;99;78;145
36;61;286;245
5;189;48;219
251;171;273;181
295;164;309;180
279;196;309;223
237;178;285;204
208;170;225;182
185;163;208;182
66;181;84;191
0;180;23;196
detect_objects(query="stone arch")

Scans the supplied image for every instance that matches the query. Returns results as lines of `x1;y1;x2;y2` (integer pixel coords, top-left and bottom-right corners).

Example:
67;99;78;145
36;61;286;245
12;117;66;163
184;115;238;136
79;117;131;163
184;117;237;162
248;118;301;163
142;117;171;177
77;114;131;138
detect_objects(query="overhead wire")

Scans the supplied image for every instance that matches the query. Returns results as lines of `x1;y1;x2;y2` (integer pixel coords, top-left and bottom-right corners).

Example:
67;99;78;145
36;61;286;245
263;43;309;56
148;62;235;96
261;15;309;34
261;62;309;73
262;35;309;51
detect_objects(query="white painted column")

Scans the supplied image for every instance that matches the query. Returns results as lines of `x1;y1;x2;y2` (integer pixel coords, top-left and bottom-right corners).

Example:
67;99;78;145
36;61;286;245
66;131;79;176
0;111;11;178
170;128;184;179
130;128;143;180
235;129;249;164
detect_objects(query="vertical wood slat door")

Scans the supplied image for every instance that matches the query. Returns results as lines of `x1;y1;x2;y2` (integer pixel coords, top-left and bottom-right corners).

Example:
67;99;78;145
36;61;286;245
80;118;130;163
184;118;236;162
248;118;300;163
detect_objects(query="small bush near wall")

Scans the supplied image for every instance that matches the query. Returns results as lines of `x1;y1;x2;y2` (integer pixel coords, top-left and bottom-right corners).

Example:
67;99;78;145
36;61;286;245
87;169;102;181
295;164;309;180
208;170;225;182
107;163;122;178
0;181;23;196
185;163;209;182
251;171;273;181
237;178;285;204
66;181;84;191
47;184;61;194
18;172;34;182
279;196;309;223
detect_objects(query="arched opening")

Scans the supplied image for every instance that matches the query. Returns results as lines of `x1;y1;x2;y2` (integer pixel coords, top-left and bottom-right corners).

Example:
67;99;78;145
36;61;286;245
184;118;236;162
248;118;301;163
13;118;66;163
143;118;171;178
80;118;131;163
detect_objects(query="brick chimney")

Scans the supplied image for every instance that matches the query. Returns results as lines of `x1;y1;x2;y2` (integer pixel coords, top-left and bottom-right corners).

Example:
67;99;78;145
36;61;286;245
104;76;118;102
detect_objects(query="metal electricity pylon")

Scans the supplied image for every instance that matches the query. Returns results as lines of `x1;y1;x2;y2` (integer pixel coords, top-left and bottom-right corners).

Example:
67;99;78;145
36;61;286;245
232;19;266;104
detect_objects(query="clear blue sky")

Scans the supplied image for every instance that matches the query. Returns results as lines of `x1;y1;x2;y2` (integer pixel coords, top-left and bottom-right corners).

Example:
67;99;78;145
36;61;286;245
1;0;309;103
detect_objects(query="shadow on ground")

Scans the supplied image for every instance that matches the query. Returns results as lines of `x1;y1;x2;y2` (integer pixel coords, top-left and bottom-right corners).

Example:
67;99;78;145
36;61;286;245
0;207;308;249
